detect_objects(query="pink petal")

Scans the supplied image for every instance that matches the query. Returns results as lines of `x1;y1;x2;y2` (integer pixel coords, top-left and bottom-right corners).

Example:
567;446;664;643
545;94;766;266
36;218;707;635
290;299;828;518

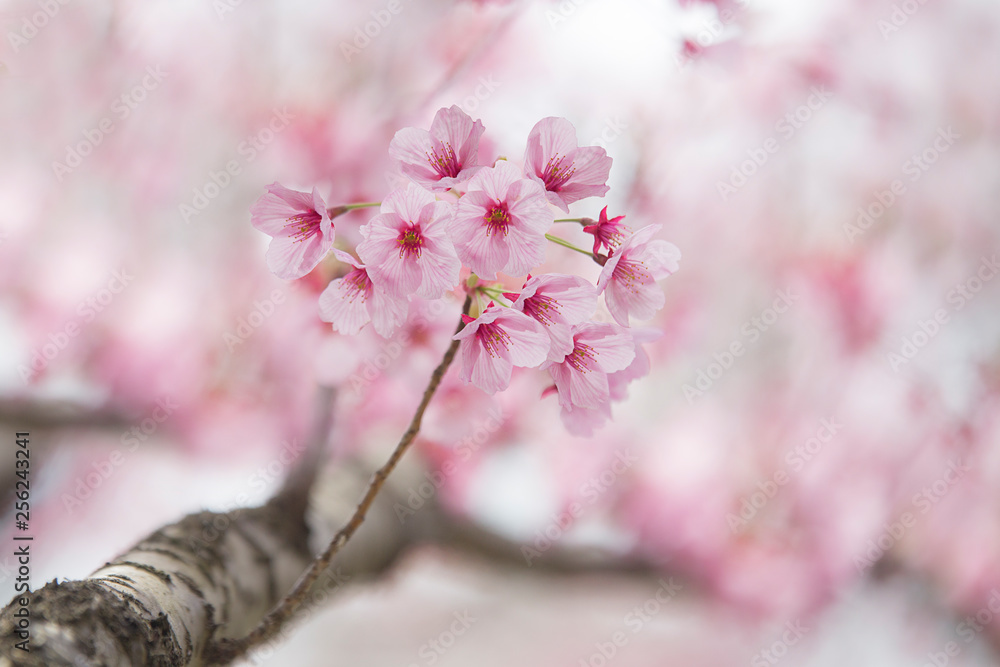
553;146;612;206
543;321;575;362
264;233;328;280
383;183;437;222
318;272;370;336
642;240;682;279
534;274;598;324
506;179;554;233
579;325;635;373
606;274;665;325
458;224;511;279
470;345;512;395
468;160;520;200
496;311;549;368
567;360;611;409
525;117;579;176
430;105;485;168
501;231;546;278
559;401;613;436
415;244;461;300
369;286;409;338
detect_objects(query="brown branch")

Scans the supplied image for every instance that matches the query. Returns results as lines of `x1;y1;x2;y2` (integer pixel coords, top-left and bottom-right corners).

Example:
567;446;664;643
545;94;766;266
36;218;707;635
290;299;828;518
205;295;473;665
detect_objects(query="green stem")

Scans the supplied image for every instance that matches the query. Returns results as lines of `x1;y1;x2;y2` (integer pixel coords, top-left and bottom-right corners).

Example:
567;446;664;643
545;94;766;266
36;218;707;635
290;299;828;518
545;233;593;257
341;201;381;211
479;286;511;305
554;217;585;223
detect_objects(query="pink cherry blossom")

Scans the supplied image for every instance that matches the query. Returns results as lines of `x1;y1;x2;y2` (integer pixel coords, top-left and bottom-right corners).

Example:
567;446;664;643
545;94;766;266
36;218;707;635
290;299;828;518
250;183;334;280
450;160;553;279
597;224;681;326
389;105;486;192
609;327;662;401
545;322;635;411
558;401;613;438
523;117;613;213
318;250;408;338
453;303;549;395
508;273;598;362
357;184;461;300
583;206;630;255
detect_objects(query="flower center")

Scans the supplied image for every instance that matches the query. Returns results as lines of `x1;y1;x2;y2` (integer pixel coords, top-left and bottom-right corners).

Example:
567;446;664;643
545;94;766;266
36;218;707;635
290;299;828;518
542;154;576;191
343;268;371;303
397;226;424;259
425;141;461;178
477;322;512;358
285;210;322;243
523;294;560;327
613;257;652;292
484;202;510;236
566;342;597;373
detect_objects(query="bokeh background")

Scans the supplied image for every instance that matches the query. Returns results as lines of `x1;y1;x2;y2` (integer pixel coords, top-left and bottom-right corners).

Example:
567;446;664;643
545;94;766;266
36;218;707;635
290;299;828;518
2;0;1000;664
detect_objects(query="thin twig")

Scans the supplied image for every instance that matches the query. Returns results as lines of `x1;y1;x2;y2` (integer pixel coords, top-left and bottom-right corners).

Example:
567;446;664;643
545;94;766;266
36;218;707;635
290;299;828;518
206;295;473;665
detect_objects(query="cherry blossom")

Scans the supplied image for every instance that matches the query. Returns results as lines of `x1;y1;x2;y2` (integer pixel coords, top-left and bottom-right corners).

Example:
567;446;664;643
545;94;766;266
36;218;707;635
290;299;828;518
545;322;635;411
583;206;630;255
507;273;598;362
597;224;681;326
450;160;553;279
318;250;408;338
523;117;612;212
250;183;334;280
357;184;461;300
389;105;485;192
453;303;549;394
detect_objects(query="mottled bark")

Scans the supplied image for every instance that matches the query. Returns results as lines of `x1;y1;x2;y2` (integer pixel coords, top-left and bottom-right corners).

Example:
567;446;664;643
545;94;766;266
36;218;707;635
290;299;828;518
0;460;409;667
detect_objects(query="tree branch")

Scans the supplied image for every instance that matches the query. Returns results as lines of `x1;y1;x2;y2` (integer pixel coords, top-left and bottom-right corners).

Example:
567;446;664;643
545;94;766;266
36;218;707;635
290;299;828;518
204;295;472;665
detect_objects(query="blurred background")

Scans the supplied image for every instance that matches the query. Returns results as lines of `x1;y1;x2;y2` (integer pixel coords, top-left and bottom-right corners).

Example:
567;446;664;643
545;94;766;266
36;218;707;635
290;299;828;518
2;0;1000;664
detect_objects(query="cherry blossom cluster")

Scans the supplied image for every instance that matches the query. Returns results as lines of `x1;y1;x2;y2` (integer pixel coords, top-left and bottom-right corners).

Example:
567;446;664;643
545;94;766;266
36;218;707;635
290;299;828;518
249;106;680;434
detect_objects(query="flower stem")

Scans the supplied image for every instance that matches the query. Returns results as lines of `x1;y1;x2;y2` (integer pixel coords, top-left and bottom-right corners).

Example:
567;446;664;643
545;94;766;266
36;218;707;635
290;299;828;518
206;296;473;665
554;217;585;223
479;286;511;305
341;201;381;211
545;233;593;257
